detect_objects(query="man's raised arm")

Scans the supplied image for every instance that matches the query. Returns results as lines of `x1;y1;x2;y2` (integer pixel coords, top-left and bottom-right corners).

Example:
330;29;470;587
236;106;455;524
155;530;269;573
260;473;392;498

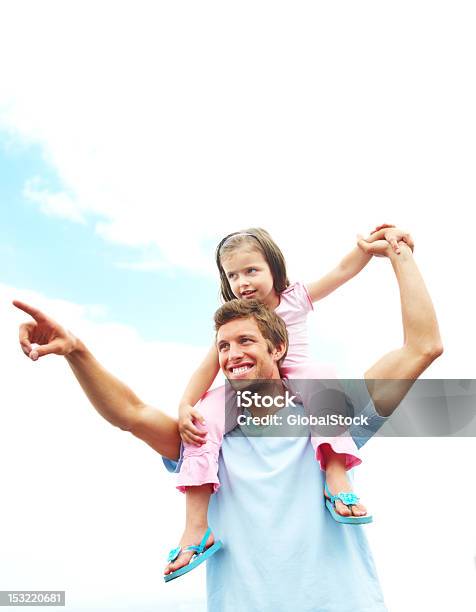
13;300;181;461
356;241;443;417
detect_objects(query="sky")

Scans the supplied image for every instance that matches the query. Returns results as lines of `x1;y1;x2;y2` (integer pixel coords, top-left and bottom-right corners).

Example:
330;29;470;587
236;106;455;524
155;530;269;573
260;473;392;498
1;1;476;610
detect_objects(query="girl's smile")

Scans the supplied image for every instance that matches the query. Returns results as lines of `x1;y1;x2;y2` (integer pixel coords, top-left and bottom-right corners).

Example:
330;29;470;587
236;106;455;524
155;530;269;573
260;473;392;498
221;248;280;310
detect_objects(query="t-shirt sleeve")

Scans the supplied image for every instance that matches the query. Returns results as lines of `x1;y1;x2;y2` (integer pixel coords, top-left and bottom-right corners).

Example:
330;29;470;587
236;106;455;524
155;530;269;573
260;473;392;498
289;281;314;314
340;379;389;448
162;444;184;473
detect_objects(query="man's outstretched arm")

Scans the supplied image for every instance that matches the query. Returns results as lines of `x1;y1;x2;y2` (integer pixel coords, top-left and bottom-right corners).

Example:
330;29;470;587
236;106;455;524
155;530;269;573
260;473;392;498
357;241;443;417
13;300;181;461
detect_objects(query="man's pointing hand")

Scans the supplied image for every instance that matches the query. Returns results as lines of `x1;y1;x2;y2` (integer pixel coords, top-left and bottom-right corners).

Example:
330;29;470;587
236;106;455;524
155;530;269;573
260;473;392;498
13;300;77;361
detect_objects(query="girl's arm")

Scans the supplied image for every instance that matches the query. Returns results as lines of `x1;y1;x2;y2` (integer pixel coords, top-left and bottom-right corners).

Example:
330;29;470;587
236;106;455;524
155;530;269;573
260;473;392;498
306;246;372;302
306;226;414;303
178;344;220;445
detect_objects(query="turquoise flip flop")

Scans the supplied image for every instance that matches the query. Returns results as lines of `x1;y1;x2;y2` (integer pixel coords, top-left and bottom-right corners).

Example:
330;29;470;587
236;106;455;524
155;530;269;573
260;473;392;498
164;527;223;582
324;482;373;525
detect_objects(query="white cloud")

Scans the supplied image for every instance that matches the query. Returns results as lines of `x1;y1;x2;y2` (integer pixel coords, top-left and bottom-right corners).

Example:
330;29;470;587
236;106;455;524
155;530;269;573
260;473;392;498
0;3;474;381
0;2;475;280
23;177;86;224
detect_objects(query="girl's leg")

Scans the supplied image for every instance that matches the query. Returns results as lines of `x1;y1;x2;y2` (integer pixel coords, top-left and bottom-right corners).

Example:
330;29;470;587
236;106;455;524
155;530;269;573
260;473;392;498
164;484;215;575
166;385;230;575
176;385;227;493
282;362;367;517
320;444;367;517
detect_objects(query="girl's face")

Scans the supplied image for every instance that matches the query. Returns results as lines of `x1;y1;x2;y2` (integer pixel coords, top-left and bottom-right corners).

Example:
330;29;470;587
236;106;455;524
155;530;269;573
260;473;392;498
221;247;280;309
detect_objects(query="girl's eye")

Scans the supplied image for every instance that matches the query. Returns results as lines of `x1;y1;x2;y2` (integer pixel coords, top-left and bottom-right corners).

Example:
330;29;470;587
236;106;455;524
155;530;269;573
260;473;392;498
228;273;237;280
248;268;257;273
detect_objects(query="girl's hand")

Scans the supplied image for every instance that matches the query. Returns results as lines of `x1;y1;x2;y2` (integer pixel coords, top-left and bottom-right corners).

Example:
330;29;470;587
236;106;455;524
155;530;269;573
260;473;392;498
178;404;208;446
357;234;394;257
361;226;414;255
370;223;396;234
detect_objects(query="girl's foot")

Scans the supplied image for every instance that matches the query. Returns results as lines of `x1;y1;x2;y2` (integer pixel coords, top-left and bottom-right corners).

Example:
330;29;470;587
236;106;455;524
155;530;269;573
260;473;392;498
163;525;215;576
324;464;367;518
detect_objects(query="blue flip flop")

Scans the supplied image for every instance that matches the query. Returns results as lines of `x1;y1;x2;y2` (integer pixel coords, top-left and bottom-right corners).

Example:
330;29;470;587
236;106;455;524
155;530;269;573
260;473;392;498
324;482;373;525
164;527;223;582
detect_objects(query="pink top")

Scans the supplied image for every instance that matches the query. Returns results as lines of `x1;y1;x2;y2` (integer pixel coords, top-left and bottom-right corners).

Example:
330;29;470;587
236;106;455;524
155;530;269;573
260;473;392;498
275;281;314;367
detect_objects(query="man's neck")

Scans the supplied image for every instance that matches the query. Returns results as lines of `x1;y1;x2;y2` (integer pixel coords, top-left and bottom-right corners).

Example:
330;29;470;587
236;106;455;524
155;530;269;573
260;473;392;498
243;379;288;418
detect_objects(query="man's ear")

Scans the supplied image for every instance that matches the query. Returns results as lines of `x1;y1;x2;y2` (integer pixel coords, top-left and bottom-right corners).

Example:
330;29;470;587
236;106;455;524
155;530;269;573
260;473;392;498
271;342;286;363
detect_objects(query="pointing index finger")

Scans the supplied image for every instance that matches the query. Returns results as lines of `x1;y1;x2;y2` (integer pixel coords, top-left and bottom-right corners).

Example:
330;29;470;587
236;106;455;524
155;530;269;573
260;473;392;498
12;300;47;322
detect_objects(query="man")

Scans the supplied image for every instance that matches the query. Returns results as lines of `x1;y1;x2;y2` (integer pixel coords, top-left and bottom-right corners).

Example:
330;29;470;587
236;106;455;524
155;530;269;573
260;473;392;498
14;237;442;610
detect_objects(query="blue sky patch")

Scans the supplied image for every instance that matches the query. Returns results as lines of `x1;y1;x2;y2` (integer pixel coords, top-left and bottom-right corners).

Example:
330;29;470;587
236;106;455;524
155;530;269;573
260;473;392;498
1;138;218;345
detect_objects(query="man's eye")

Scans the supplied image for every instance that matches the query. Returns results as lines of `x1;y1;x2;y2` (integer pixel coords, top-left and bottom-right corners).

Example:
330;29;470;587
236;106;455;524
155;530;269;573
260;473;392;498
219;344;229;351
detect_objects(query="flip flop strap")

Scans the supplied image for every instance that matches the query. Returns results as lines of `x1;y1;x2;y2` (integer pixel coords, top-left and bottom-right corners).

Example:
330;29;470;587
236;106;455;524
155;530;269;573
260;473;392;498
167;527;211;561
332;492;359;506
167;546;182;562
325;482;359;506
197;527;211;553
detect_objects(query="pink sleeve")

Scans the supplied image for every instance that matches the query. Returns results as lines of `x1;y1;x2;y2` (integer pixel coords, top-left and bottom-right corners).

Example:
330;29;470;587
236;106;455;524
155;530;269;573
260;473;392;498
290;281;314;314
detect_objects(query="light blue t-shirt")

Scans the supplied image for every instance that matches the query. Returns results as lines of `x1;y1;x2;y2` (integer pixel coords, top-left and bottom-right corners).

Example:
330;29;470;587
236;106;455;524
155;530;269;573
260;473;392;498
164;380;388;611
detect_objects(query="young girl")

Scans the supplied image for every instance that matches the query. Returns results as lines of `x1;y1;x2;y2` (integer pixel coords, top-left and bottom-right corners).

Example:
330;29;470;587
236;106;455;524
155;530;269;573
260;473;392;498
164;225;413;581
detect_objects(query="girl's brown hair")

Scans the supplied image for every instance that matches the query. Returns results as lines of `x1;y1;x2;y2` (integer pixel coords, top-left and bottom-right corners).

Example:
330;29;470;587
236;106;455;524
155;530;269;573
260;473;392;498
215;228;290;302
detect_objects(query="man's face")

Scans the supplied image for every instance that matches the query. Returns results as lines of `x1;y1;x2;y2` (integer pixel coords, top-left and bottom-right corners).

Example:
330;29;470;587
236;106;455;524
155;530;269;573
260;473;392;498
216;317;283;383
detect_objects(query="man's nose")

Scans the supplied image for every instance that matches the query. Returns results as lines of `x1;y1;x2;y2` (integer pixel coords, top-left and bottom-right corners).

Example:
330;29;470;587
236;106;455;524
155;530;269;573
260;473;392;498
228;343;244;360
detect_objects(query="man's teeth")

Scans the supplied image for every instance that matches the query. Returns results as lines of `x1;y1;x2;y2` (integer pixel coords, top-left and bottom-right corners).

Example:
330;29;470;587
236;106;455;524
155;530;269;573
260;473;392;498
232;365;252;374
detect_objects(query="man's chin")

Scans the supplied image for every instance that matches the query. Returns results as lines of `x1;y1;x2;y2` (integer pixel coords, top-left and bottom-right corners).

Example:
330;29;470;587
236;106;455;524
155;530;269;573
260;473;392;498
227;376;259;392
227;377;277;395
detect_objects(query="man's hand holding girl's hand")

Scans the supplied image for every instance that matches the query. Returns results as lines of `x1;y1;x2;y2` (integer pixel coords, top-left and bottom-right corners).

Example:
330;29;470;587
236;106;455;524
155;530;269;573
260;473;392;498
357;224;414;257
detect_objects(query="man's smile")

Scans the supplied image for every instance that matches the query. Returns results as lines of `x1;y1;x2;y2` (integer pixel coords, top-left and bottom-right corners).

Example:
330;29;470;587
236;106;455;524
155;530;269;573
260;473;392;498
228;362;255;378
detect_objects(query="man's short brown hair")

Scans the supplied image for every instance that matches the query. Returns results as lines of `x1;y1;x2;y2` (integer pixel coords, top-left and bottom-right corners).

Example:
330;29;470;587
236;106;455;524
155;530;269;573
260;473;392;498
214;299;289;366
